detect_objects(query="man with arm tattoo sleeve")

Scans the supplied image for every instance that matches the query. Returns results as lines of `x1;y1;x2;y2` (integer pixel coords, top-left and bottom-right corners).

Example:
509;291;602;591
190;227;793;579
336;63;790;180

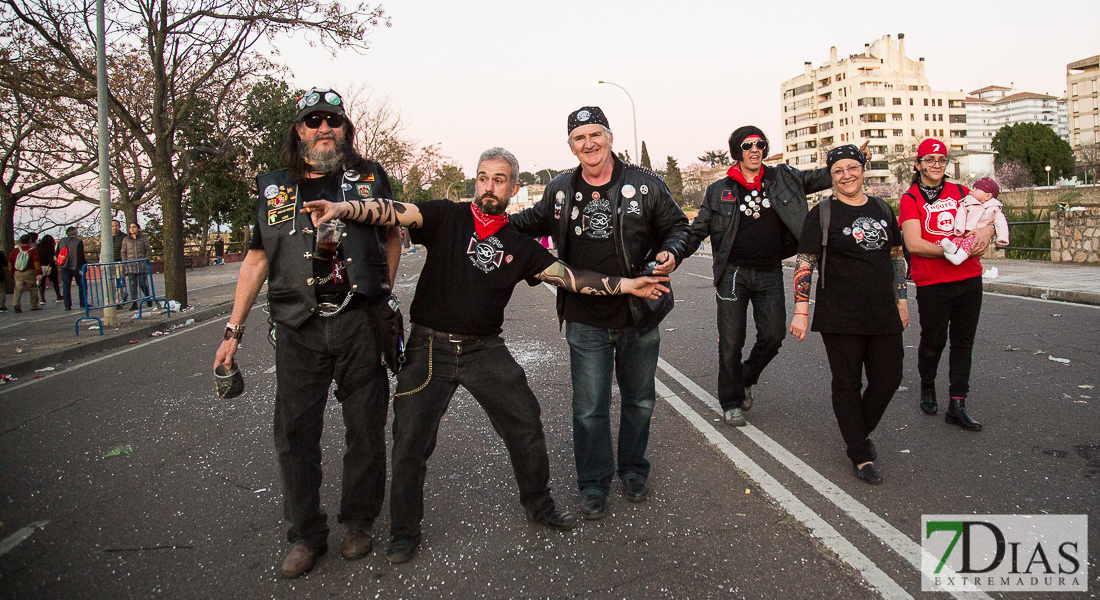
301;147;669;564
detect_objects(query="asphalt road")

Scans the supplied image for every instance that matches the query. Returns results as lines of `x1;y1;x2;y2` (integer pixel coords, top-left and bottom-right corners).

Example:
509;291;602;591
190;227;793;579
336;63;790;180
1;251;1097;599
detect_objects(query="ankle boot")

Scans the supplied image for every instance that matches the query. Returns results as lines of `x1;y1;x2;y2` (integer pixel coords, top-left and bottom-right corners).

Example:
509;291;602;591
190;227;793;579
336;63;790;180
945;397;982;431
920;381;938;415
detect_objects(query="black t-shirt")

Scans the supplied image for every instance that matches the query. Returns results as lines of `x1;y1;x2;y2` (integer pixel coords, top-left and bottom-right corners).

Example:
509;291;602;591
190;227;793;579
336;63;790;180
409;201;558;336
562;160;632;329
798;197;903;336
727;182;785;270
251;173;350;297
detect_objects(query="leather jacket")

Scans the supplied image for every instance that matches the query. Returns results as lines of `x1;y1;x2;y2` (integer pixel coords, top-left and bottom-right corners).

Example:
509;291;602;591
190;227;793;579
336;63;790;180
256;165;392;329
685;164;831;282
510;161;690;333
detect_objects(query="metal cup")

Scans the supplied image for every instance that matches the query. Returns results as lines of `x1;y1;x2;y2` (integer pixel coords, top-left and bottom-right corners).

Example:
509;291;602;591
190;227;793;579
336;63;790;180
314;219;345;261
214;362;245;399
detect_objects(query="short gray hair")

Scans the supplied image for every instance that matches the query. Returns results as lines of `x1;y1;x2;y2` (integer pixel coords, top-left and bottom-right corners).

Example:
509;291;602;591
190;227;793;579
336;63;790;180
477;147;520;187
566;124;613;147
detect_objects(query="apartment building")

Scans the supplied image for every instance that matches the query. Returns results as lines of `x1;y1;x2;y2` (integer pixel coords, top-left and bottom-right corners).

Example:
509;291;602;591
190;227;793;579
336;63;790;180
965;85;1068;152
779;34;966;184
1067;55;1100;150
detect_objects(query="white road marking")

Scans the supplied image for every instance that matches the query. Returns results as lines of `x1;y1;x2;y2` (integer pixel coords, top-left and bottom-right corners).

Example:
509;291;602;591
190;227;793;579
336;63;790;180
682;271;713;280
658;358;992;600
0;521;48;557
655;379;914;600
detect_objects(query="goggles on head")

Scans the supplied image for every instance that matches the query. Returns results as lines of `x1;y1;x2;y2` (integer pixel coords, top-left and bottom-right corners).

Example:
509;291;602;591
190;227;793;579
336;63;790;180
296;87;343;111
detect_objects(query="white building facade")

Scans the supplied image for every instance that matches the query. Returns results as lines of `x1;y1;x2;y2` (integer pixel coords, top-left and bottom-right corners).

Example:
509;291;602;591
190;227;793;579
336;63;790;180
964;85;1068;152
779;34;966;184
1068;55;1100;150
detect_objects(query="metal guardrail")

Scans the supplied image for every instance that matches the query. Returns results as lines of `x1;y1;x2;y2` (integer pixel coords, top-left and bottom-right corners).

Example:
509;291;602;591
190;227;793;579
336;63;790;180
1001;220;1051;254
76;259;171;336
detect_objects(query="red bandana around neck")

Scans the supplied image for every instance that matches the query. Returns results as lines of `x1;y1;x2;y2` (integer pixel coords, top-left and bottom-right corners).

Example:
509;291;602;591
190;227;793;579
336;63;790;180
727;163;763;192
470;201;509;240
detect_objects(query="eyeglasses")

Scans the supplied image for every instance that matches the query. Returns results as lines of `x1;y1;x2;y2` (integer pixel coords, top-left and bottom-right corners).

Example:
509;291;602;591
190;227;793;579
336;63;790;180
301;113;345;129
920;157;949;167
830;165;864;177
741;140;766;151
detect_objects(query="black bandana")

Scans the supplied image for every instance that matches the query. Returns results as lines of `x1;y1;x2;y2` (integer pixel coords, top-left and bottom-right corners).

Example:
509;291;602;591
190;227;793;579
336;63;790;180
918;180;945;203
826;144;866;170
568;106;610;135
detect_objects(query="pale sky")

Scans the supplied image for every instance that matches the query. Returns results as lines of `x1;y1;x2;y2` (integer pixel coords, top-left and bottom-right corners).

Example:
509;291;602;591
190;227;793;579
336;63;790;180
271;0;1096;176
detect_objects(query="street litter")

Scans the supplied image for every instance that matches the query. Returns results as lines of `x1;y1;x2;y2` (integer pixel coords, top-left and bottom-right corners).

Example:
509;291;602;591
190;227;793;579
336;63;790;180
253;488;268;494
184;318;195;325
88;325;100;330
1005;345;1021;351
1048;356;1071;364
34;366;55;372
1080;385;1094;389
897;386;908;392
900;449;911;453
984;266;998;278
0;374;12;384
103;445;133;458
1034;349;1047;354
14;347;22;353
665;328;675;331
1052;314;1061;317
167;300;181;311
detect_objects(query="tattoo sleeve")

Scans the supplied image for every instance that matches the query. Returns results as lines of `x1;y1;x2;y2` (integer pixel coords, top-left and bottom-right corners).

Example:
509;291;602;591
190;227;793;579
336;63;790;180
793;253;818;303
891;245;908;302
342;199;415;228
537;261;624;295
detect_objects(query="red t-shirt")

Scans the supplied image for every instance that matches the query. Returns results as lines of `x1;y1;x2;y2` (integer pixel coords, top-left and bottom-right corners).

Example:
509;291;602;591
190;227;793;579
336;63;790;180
8;245;41;274
898;182;982;286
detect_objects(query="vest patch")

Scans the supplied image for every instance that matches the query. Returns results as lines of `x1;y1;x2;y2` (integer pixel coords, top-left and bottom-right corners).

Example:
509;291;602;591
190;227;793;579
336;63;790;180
268;204;295;225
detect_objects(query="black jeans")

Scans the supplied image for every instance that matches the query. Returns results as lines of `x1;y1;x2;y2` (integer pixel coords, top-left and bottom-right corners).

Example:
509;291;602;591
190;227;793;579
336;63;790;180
715;265;786;410
915;276;983;398
821;333;903;465
273;304;389;547
390;325;555;538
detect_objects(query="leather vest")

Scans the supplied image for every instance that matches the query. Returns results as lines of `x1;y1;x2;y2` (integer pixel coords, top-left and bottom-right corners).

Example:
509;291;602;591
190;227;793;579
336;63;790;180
256;167;390;329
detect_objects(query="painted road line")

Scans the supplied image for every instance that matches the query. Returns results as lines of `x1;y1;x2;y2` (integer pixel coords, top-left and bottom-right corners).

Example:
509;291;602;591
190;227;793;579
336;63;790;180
655;378;913;600
0;521;48;557
682;272;713;280
657;358;992;600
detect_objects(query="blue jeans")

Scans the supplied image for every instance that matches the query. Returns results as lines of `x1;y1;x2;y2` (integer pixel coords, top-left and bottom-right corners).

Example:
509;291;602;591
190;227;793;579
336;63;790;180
565;321;661;497
60;267;84;309
715;265;786;410
390;326;556;538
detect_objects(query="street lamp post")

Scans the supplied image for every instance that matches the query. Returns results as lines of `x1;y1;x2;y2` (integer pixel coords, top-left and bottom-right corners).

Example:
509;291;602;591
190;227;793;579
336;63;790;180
447;180;465;202
1045;165;1052;187
596;80;639;164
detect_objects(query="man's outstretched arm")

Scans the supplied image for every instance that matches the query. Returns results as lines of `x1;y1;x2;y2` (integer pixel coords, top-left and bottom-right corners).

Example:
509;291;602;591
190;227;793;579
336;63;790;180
301;198;425;229
536;260;669;299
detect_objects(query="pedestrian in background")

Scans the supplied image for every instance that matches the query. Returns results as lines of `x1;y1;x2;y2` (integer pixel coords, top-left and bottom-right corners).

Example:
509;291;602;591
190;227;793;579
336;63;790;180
9;233;43;313
111;219;126;263
898;139;993;431
57;226;87;310
37;234;62;303
789;145;908;485
121;221;153;310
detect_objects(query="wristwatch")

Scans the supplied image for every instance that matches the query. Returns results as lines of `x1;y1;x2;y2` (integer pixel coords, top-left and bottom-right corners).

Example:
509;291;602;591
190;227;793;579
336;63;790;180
224;323;245;341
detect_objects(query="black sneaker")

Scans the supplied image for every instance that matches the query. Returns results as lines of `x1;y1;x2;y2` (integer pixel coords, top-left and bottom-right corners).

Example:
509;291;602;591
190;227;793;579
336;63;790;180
854;463;883;485
621;474;649;502
742;386;754;411
579;492;607;520
385;535;420;564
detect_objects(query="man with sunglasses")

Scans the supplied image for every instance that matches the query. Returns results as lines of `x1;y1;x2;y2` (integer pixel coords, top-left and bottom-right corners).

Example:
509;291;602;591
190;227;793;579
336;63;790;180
509;107;690;520
684;126;856;427
898;138;993;430
213;86;401;578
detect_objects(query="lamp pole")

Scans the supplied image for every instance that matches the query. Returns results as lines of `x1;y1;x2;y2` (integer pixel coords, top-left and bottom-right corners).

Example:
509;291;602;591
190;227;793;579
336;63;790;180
96;0;117;327
596;80;638;164
1045;165;1052;186
446;180;464;202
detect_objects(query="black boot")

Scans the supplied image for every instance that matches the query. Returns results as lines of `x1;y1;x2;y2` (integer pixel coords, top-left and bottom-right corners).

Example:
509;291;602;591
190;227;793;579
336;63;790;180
945;397;982;431
920;381;938;415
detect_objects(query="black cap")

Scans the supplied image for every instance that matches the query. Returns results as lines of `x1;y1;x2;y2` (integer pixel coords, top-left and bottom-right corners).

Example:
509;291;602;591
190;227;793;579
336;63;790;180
568;106;610;135
728;125;769;162
295;87;346;121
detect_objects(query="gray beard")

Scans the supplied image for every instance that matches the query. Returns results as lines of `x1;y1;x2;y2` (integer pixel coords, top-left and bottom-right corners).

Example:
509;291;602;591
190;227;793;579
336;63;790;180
303;136;345;173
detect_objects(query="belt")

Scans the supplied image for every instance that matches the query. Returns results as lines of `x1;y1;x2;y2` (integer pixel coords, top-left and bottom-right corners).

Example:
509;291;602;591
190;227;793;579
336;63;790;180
412;324;488;343
317;292;350;305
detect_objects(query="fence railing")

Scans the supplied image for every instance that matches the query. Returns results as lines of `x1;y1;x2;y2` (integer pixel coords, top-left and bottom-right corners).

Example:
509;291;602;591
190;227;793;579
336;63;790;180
75;259;171;336
1001;220;1051;259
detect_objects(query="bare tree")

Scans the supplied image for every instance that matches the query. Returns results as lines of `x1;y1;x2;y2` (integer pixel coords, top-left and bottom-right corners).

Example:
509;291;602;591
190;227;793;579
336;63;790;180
1;0;390;305
1076;142;1100;184
996;160;1033;190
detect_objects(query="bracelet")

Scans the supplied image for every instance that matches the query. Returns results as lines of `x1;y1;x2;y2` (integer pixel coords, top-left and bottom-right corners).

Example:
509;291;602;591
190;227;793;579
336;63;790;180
794;312;809;316
224;323;245;341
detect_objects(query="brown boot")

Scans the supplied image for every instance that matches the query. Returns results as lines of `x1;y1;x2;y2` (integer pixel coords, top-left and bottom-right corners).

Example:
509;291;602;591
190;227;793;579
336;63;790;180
280;543;327;579
341;529;373;560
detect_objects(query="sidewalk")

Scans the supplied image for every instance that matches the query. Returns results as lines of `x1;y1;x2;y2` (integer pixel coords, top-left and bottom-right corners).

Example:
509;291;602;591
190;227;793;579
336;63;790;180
2;253;1097;381
0;262;249;378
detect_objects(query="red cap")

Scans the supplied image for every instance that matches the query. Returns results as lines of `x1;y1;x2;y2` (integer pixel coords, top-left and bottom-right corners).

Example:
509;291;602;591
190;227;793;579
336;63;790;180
973;177;1000;199
916;138;947;160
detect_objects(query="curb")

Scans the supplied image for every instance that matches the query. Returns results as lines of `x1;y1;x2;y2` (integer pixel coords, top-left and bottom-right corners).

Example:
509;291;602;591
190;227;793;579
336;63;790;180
983;282;1100;307
4;296;262;378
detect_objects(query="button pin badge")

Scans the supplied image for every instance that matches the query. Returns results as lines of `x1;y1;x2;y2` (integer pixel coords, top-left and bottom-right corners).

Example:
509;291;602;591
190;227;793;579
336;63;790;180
621;184;636;199
264;184;279;199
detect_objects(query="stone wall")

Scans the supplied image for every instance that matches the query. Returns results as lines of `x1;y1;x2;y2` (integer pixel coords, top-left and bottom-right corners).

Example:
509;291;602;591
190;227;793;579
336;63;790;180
999;186;1100;209
1051;209;1100;263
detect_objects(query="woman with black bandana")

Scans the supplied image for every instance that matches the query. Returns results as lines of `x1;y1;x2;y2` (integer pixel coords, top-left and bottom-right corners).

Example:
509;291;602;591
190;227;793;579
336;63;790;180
789;145;909;485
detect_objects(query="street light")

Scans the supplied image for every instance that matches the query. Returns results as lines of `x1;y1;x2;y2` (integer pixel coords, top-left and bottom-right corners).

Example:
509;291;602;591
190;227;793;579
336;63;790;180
595;80;639;164
446;180;465;201
1045;165;1052;186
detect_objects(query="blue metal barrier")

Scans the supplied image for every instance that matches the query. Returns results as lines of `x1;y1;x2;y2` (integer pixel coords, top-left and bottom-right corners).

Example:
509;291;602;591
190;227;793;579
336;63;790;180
76;259;171;336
